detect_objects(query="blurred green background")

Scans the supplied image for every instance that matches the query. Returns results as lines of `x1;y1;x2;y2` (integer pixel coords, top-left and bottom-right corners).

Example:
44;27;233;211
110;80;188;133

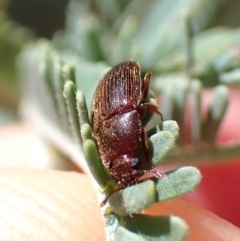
1;0;240;122
0;0;69;122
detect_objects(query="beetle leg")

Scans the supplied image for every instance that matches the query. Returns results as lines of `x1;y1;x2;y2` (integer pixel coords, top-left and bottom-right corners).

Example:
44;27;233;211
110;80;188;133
100;183;124;207
142;72;151;99
143;169;165;178
141;127;152;165
137;169;165;183
139;102;163;121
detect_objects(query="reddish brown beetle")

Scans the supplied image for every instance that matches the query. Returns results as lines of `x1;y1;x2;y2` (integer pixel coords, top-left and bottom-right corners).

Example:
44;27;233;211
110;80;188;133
91;61;163;206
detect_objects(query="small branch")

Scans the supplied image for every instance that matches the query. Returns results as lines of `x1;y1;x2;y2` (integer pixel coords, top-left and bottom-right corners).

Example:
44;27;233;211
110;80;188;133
166;143;240;165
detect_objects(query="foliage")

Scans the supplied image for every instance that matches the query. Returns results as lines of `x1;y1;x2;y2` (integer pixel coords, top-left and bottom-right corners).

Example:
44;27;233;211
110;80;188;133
15;0;240;240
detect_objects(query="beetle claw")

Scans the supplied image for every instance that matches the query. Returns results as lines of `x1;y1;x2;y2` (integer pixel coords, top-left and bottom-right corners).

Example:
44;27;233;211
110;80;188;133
153;170;165;179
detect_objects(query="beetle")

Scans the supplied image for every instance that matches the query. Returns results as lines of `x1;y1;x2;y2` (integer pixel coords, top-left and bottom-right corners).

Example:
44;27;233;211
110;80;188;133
91;61;163;206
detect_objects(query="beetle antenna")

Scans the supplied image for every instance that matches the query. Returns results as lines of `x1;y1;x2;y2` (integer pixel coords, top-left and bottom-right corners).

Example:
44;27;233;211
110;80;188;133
138;169;165;181
100;184;124;207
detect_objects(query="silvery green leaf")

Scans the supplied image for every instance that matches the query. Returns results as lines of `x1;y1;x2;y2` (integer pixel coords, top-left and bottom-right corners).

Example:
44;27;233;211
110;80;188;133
156;167;202;201
116;214;188;241
108;180;156;216
63;80;82;145
108;167;201;216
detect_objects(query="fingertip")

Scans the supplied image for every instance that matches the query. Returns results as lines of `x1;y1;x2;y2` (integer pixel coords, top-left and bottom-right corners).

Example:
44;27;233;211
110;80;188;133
0;169;105;241
145;198;240;241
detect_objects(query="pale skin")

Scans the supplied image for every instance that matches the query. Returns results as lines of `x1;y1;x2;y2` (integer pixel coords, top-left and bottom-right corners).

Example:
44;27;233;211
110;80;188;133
0;123;239;241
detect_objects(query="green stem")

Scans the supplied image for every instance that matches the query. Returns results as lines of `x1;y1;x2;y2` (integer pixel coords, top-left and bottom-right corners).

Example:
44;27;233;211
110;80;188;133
166;144;240;165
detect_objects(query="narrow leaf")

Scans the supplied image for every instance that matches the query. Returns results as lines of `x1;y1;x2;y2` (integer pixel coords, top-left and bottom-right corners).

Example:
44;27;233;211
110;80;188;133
150;131;175;166
117;214;188;241
63;80;82;144
82;139;110;188
202;85;229;143
156;166;202;201
189;80;202;144
76;90;90;127
108;180;156;216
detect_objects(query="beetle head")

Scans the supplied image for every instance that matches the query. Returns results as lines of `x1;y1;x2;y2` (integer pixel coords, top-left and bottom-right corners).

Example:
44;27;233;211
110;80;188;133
110;156;140;187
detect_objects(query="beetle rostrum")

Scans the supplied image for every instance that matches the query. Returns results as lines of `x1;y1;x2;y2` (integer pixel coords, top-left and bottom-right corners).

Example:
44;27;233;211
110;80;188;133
91;61;163;206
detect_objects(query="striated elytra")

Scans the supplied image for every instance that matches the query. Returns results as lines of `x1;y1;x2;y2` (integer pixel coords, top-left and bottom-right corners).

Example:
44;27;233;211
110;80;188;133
91;61;163;206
